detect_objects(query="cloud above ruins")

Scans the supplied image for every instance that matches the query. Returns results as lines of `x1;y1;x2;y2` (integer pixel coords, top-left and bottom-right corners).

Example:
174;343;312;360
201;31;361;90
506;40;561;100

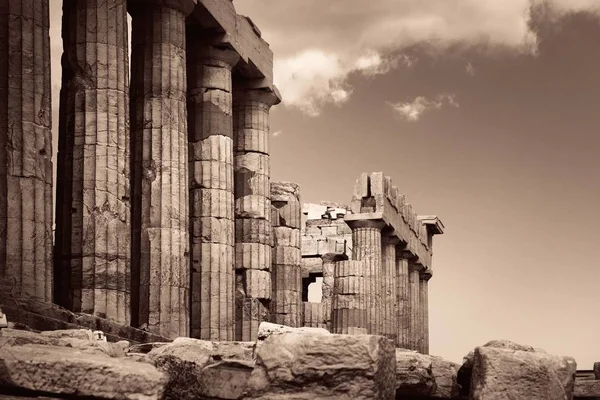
388;94;459;122
235;0;600;117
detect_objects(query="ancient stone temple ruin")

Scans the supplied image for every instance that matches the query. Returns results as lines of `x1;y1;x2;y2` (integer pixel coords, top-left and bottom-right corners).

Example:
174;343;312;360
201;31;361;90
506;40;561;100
1;1;592;400
0;0;443;348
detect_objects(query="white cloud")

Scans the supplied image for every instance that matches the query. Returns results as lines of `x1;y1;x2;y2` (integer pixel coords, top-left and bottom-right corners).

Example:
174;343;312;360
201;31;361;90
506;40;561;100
272;130;282;137
234;0;600;116
466;62;476;76
389;94;459;122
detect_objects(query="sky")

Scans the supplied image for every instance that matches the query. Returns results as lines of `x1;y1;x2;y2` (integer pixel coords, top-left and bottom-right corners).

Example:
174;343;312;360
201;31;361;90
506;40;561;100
48;0;600;367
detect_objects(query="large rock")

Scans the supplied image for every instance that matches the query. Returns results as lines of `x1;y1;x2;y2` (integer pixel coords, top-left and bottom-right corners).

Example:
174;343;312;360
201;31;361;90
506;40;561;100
394;350;461;399
594;362;600;380
246;332;396;399
470;346;576;400
574;379;600;399
430;356;461;398
146;337;255;399
395;350;436;397
0;344;167;399
457;340;538;396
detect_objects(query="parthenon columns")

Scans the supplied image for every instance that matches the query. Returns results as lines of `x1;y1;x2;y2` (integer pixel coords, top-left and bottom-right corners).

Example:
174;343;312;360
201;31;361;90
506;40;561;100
129;0;193;338
346;219;386;335
332;259;367;334
55;0;130;321
187;32;239;341
0;0;53;301
408;262;423;351
382;236;399;343
420;270;431;354
396;253;411;348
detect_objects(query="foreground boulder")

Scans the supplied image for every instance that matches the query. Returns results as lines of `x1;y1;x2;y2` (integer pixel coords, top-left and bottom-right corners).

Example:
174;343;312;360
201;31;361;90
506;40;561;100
145;337;255;399
0;344;167;399
246;332;396;399
394;350;461;399
574;379;600;399
457;340;540;396
470;346;576;400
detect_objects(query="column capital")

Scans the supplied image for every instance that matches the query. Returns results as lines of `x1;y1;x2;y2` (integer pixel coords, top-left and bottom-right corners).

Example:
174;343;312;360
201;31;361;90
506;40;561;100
419;270;432;281
233;87;282;107
345;218;386;231
322;253;348;264
408;262;425;273
129;0;195;15
382;235;401;246
189;44;241;70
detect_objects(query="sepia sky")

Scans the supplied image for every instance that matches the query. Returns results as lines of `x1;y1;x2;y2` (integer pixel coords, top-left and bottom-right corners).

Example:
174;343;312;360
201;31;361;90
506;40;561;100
48;0;600;367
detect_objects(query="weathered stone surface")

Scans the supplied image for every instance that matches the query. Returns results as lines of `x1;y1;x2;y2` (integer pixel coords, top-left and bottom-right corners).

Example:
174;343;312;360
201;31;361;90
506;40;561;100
420;273;431;354
594;362;600;379
145;337;254;400
188;41;239;342
129;0;190;339
457;340;539;396
256;322;329;340
0;344;167;399
470;346;576;400
54;0;131;324
347;219;386;336
395;350;436;397
408;264;422;352
246;332;396;399
0;328;129;358
332;260;367;335
430;356;461;399
574;379;600;399
396;256;410;349
0;0;53;303
381;238;398;343
303;302;326;329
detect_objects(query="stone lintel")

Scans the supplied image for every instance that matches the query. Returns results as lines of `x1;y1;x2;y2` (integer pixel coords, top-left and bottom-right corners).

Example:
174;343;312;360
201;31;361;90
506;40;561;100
129;0;196;15
418;215;445;235
190;0;274;89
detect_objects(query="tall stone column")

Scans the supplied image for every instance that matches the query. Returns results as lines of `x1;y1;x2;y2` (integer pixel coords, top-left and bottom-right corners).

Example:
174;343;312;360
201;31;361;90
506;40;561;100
332;260;367;334
54;0;130;321
129;0;193;338
420;271;431;354
269;182;302;331
381;236;398;343
233;87;279;340
396;254;410;348
321;253;345;330
187;34;240;341
408;262;422;351
0;0;53;301
346;219;385;335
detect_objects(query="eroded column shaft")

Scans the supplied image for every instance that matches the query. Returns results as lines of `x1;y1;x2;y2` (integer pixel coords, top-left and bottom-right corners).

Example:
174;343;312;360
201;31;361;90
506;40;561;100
408;264;421;351
350;220;384;335
233;88;278;340
396;256;410;348
332;260;367;334
420;273;430;354
130;1;190;338
0;0;52;301
55;0;129;320
187;40;239;341
303;302;326;328
381;238;398;343
269;182;302;330
321;256;336;330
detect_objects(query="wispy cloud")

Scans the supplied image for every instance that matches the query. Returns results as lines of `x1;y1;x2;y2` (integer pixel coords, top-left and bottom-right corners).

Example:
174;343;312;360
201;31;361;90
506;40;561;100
466;62;476;76
235;0;600;116
388;94;459;122
272;130;283;137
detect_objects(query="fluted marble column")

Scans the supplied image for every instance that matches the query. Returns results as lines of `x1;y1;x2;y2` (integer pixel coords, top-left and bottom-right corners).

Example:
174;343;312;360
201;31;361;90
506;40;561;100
321;253;345;330
396;254;410;348
408;262;422;351
381;236;398;343
420;271;431;354
0;0;53;301
347;219;386;335
332;260;367;334
269;182;302;330
129;0;192;338
233;88;279;339
55;0;129;321
187;35;239;341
